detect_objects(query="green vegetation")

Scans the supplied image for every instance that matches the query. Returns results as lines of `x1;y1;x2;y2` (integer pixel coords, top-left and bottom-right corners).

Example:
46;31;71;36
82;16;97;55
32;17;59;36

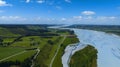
7;50;36;62
34;36;63;67
0;27;20;37
0;25;56;67
68;25;120;36
0;47;25;60
3;38;16;43
52;36;79;67
12;36;42;47
0;25;80;67
69;45;98;67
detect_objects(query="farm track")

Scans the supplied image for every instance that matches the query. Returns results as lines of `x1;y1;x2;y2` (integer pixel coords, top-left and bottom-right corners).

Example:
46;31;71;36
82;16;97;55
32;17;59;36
0;50;27;62
49;36;66;67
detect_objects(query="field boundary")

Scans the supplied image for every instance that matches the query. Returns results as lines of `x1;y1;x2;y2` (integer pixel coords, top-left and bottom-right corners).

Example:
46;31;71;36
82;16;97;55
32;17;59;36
49;36;66;67
0;50;27;62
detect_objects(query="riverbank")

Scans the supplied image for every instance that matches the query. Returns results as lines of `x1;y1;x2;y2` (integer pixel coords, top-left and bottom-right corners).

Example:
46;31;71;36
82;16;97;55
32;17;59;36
52;35;79;67
73;29;120;67
70;45;97;67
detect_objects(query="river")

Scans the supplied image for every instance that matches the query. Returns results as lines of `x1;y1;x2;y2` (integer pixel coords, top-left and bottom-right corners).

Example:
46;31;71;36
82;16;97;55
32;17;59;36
49;25;120;67
62;28;120;67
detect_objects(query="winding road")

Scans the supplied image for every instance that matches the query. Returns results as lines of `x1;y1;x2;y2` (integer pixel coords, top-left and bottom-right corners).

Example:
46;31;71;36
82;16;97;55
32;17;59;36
31;48;40;67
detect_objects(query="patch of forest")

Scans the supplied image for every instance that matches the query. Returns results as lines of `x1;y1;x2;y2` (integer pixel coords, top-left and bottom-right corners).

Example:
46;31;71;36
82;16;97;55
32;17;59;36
70;45;98;67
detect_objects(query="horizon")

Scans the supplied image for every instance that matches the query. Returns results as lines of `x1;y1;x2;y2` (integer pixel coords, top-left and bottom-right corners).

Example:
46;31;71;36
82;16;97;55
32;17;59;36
0;0;120;25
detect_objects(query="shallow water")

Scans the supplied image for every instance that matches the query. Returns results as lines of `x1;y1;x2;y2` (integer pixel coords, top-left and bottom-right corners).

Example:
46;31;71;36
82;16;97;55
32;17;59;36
73;29;120;67
62;28;120;67
49;25;120;67
62;43;87;67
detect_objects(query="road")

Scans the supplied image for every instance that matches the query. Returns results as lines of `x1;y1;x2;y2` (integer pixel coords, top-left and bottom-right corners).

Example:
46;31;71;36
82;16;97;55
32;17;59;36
49;36;66;67
0;50;27;62
31;48;40;67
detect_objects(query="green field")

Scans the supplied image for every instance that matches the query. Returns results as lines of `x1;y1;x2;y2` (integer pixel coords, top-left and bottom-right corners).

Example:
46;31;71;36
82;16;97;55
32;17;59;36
0;25;80;67
7;50;36;62
0;47;25;60
52;36;79;67
12;36;42;47
3;38;16;43
11;36;58;48
34;36;63;67
0;27;20;37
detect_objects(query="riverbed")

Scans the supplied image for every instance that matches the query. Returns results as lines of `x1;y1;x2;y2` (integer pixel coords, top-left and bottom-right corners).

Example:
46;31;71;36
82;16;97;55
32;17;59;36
63;29;120;67
49;25;120;67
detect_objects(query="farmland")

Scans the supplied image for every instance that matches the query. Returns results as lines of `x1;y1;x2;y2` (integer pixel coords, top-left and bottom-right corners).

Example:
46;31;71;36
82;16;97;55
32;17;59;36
52;36;79;67
0;47;25;60
0;25;78;67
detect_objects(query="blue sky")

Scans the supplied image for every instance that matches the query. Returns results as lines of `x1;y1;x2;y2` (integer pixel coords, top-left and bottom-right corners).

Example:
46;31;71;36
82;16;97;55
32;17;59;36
0;0;120;25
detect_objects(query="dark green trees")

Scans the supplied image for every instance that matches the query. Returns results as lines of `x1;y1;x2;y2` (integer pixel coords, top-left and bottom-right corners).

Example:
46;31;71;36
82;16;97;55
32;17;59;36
70;45;98;67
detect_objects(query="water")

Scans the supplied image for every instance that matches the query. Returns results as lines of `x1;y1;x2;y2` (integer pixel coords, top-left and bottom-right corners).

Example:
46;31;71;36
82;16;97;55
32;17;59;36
49;25;120;67
62;28;120;67
62;43;87;67
73;29;120;67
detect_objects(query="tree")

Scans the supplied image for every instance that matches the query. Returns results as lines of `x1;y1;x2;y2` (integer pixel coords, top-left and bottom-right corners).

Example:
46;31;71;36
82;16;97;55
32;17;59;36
69;30;74;34
0;38;3;46
47;40;54;45
29;38;35;46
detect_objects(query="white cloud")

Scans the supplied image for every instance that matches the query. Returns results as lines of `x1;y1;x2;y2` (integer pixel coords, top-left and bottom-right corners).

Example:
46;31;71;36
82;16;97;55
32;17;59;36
0;15;119;25
73;16;82;19
65;0;71;3
61;18;66;21
0;0;12;6
26;0;30;3
81;11;95;15
96;16;117;23
37;0;45;4
0;16;26;21
57;15;120;25
0;16;28;24
55;6;62;10
97;16;117;20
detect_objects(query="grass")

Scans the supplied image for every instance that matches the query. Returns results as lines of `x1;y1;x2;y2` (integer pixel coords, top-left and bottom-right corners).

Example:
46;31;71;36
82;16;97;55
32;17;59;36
46;37;63;66
3;36;60;63
12;36;43;47
0;47;25;60
3;38;16;43
69;45;98;67
11;36;58;48
7;50;36;62
0;27;20;37
0;25;81;67
52;36;79;67
34;36;63;67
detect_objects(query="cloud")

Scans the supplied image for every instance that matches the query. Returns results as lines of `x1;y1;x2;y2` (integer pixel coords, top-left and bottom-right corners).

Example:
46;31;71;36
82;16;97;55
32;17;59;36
0;0;12;6
65;0;71;3
69;15;119;25
0;16;28;24
0;16;26;21
73;16;82;19
37;0;45;4
26;0;30;3
81;11;95;15
61;18;66;21
0;15;119;25
55;6;62;10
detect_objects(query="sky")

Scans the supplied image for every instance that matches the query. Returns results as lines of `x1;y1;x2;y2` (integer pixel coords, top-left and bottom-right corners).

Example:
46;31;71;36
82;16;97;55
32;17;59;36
0;0;120;25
